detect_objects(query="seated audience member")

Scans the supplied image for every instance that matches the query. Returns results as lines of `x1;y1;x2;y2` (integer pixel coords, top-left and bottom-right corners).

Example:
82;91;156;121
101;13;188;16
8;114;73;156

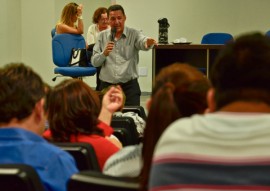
43;79;123;170
103;63;210;190
87;7;109;46
56;2;84;35
87;7;110;90
149;32;270;190
0;63;78;191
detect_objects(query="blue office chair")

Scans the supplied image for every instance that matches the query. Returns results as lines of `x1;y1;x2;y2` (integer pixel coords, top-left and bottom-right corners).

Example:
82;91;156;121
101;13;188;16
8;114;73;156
51;33;97;81
199;32;233;75
51;28;56;38
265;30;270;37
201;32;233;44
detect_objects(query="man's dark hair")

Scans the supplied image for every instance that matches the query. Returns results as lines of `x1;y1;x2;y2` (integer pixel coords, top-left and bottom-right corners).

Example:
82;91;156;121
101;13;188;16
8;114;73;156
107;4;125;16
210;32;270;109
0;63;45;123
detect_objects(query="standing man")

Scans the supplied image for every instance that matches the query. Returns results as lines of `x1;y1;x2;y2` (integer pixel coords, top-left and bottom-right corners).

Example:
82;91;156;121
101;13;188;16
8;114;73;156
91;4;157;106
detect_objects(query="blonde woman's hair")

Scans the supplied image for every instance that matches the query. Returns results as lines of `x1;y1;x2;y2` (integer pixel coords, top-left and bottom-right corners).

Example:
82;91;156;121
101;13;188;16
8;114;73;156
59;2;78;26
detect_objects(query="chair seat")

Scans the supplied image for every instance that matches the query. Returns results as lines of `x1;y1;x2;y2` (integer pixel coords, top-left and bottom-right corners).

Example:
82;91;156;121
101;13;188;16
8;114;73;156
54;66;97;77
51;33;97;81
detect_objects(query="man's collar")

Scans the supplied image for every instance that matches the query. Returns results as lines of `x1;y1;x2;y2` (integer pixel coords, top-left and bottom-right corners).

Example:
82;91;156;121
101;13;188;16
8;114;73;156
122;26;127;37
106;26;127;39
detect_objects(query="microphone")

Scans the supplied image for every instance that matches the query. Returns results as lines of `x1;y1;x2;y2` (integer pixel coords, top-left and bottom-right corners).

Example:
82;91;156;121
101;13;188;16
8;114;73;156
111;27;117;42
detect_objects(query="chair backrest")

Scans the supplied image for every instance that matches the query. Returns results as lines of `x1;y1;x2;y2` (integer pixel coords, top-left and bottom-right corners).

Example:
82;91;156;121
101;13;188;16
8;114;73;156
122;106;147;120
52;33;86;67
68;170;139;191
201;32;233;44
0;164;45;191
51;28;56;38
53;142;100;171
111;116;139;146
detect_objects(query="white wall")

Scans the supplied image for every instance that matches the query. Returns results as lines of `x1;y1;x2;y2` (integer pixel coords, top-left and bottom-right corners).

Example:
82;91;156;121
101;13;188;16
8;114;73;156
1;0;270;91
21;0;55;87
0;0;21;65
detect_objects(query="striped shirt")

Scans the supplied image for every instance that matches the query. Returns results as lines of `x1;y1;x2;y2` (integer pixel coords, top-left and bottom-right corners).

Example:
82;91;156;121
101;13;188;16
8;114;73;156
149;112;270;191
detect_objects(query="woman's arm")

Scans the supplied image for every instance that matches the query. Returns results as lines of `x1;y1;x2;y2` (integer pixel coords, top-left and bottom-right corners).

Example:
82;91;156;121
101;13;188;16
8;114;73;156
56;22;83;34
56;4;84;34
98;85;124;126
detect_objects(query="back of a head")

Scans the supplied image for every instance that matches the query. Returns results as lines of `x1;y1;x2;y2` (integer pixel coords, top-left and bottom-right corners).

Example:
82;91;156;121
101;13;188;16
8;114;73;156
210;32;270;109
140;63;210;191
47;79;103;142
145;63;210;139
0;63;45;123
152;63;210;117
60;2;78;24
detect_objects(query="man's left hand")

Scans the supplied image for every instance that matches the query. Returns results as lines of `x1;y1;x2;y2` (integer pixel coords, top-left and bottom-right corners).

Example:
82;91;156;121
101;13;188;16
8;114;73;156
146;38;158;47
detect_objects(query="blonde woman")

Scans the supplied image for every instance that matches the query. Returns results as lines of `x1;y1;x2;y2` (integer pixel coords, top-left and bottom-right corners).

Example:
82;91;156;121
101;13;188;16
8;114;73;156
56;2;84;34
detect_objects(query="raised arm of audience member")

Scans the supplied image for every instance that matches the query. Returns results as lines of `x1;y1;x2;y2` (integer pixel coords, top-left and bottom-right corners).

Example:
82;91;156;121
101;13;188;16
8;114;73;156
98;85;124;126
98;85;124;149
56;3;84;34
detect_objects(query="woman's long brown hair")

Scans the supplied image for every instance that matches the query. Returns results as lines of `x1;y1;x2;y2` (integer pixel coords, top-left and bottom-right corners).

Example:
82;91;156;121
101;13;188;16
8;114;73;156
140;63;211;191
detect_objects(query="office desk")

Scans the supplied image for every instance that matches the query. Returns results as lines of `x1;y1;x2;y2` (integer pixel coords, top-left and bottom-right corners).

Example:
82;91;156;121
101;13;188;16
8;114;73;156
152;44;224;86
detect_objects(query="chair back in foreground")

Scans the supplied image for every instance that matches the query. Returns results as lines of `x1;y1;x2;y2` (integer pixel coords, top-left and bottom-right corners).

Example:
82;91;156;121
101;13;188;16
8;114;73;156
68;170;139;191
111;116;140;146
201;32;233;44
122;105;147;121
53;142;100;171
0;164;45;191
51;33;97;81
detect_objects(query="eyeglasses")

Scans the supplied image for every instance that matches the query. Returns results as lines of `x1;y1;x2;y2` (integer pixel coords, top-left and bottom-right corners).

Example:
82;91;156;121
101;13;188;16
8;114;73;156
100;18;108;23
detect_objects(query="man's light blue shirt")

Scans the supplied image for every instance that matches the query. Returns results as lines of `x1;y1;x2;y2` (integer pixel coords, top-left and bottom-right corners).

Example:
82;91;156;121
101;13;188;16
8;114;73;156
91;26;151;84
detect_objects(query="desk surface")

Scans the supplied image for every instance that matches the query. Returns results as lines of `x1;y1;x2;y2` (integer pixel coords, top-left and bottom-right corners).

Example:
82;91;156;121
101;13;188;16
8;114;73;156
154;44;224;50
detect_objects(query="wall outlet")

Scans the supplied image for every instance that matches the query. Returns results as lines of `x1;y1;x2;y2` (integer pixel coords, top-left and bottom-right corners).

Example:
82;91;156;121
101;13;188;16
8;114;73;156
139;67;148;77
